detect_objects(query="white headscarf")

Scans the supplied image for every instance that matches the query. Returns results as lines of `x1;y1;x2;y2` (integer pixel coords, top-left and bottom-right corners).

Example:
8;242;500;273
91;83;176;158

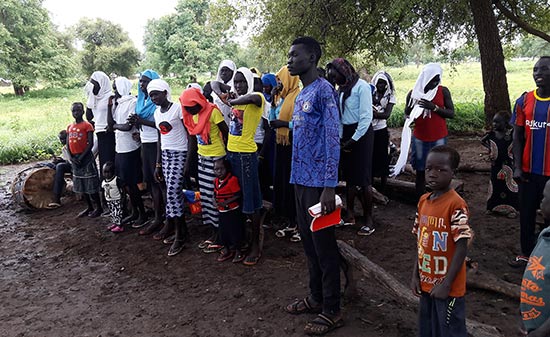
186;82;203;94
86;71;112;109
391;63;443;178
114;77;132;97
147;79;172;102
371;71;394;100
233;67;254;96
216;60;236;86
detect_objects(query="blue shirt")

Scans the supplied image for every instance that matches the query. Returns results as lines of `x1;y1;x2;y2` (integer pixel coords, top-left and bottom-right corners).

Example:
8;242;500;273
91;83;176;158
340;79;373;141
269;98;293;129
291;77;340;188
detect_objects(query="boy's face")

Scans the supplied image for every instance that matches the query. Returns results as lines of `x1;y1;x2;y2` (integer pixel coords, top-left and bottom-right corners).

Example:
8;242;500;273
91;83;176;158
58;134;67;145
103;165;114;180
492;114;507;132
425;152;454;192
213;160;227;179
541;180;550;220
71;105;84;120
287;44;312;77
233;72;248;96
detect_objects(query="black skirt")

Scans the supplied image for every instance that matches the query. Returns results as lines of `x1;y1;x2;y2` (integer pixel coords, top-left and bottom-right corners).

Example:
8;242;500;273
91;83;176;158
341;123;373;187
372;127;390;178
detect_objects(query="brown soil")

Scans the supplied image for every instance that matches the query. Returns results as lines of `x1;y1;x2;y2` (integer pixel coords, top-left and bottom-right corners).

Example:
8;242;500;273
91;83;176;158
0;133;525;337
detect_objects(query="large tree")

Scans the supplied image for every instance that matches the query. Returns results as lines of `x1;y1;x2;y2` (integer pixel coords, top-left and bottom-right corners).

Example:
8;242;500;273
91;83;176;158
142;0;238;81
72;18;140;77
251;0;550;126
0;0;77;95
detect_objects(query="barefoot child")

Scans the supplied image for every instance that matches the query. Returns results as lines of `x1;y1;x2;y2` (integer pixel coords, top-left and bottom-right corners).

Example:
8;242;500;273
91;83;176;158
67;102;103;218
480;112;519;217
101;161;124;232
213;159;245;263
410;145;472;337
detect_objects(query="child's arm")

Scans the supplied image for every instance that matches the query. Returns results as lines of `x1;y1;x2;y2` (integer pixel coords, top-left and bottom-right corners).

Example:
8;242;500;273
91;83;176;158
430;238;468;299
411;258;421;297
480;133;491;149
228;93;262;107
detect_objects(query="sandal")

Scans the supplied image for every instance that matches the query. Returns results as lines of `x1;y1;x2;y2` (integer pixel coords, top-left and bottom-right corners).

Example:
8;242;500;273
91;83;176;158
47;202;61;209
163;234;176;245
153;230;174;241
198;239;213;250
138;220;163;236
304;313;344;335
243;253;261;266
203;243;223;254
357;225;375;236
290;232;301;242
167;240;185;256
275;225;297;238
285;297;322;315
508;255;529;268
217;249;235;262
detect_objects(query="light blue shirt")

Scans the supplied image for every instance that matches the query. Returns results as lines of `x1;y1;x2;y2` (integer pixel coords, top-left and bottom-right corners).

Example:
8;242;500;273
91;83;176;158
269;98;293;129
340;79;372;141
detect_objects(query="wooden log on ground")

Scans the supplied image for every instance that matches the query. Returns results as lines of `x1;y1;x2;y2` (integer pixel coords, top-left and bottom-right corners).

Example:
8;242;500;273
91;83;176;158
466;264;520;299
337;240;504;337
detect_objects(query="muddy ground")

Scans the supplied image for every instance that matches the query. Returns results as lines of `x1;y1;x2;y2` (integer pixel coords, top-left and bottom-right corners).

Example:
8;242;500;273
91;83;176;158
0;133;526;337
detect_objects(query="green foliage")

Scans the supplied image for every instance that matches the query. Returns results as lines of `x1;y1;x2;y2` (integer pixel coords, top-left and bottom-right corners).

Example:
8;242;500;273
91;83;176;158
73;18;140;77
0;0;78;94
142;0;238;81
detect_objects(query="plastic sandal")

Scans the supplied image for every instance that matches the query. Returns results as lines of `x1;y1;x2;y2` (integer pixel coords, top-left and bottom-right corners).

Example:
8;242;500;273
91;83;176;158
290;232;301;242
275;226;297;238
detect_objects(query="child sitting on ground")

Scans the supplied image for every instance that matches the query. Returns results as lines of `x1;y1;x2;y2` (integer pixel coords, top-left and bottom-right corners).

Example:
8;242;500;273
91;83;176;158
213;159;245;263
67;102;103;218
410;145;473;337
480;112;519;218
101;161;124;232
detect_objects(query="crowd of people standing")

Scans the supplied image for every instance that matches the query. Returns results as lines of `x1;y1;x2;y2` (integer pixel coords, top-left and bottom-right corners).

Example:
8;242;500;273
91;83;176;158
49;35;550;336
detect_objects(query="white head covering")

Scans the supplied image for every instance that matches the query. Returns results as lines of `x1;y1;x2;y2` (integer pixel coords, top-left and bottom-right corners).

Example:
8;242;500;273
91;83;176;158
114;77;132;97
186;82;203;94
86;71;113;109
233;67;254;96
147;79;172;101
371;70;394;99
216;60;236;85
410;63;442;103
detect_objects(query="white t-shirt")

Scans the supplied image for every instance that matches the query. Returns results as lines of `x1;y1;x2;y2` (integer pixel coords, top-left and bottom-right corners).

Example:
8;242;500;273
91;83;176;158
154;102;188;152
371;93;397;131
113;96;141;153
102;177;122;201
88;95;112;133
140;118;158;144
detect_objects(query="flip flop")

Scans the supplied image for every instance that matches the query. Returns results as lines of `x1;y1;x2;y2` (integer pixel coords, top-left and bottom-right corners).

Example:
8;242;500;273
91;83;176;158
243;253;261;266
203;243;223;254
47;202;61;209
198;239;213;250
304;313;344;335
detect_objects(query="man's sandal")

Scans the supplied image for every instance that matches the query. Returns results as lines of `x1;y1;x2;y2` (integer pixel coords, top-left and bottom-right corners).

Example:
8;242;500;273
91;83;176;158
285;297;322;315
304;313;344;335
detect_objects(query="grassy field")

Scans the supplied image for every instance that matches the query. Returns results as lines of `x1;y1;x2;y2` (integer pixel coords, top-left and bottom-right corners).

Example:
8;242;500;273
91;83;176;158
0;60;536;164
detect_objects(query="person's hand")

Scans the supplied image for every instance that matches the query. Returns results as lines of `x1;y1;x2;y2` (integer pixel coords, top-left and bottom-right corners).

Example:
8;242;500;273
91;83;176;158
270;120;288;129
411;273;421;297
319;187;336;214
430;281;451;300
127;114;138;126
132;132;140;142
513;167;528;183
341;139;356;152
154;166;163;183
418;99;436;111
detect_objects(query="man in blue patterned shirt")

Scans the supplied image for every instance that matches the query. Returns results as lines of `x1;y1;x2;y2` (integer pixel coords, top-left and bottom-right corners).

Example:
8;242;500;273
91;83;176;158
284;36;343;335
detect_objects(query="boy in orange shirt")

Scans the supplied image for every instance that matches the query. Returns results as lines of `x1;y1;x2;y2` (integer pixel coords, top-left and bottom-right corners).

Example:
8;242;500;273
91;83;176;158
410;145;472;337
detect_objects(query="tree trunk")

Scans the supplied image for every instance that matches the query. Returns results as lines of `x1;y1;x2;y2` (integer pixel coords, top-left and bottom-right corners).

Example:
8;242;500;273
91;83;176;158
13;85;25;96
469;0;511;128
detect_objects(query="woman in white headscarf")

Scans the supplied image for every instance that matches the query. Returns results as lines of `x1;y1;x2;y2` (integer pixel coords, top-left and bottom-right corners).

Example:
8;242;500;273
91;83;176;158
395;63;455;197
213;60;237;126
85;71;115;181
110;77;146;231
371;71;396;191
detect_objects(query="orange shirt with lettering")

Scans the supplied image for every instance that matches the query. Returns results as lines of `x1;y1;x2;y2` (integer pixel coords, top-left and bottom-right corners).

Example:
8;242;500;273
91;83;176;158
412;189;472;297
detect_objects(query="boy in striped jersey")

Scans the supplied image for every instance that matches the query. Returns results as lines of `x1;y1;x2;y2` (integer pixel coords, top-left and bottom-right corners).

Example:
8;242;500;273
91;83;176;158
411;145;472;337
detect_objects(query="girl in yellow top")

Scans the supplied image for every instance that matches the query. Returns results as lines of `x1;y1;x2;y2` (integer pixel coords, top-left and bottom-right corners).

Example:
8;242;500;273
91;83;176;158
180;87;229;253
212;67;265;265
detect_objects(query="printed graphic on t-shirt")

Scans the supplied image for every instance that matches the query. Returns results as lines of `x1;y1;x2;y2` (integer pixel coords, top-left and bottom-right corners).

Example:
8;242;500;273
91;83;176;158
69;127;85;144
229;108;244;136
196;134;211;146
159;121;173;135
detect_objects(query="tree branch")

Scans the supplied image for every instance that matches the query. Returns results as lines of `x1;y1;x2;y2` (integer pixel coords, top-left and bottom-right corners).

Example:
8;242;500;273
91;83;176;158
493;0;550;42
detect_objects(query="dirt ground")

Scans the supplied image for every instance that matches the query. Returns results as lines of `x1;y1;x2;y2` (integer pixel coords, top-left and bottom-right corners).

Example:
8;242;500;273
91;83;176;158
0;133;526;337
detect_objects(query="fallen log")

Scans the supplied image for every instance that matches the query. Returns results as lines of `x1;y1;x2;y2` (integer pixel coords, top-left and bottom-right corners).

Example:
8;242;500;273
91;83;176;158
337;240;504;337
466;264;520;299
385;178;464;194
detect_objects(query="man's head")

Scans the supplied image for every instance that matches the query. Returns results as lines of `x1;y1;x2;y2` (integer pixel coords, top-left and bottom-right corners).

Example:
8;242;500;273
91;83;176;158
533;56;550;88
425;145;460;192
287;36;322;77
